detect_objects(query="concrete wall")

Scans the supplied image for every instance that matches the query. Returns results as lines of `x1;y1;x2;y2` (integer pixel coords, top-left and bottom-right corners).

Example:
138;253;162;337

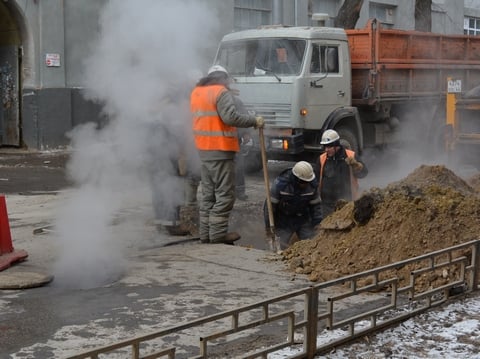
18;0;237;149
17;0;97;149
281;0;309;26
431;0;465;34
19;1;106;148
64;1;103;87
465;0;480;20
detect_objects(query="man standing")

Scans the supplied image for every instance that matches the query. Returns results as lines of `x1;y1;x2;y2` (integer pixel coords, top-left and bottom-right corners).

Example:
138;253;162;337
148;92;191;237
191;65;264;244
318;129;368;218
264;161;322;250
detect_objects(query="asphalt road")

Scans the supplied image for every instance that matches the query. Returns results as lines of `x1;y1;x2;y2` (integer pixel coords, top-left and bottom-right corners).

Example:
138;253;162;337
0;150;71;194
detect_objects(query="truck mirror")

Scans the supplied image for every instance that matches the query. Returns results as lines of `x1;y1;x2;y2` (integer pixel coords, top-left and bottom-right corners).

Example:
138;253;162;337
326;48;339;73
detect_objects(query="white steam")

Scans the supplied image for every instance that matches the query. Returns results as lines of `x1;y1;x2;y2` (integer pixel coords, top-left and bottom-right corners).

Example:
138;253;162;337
52;0;218;288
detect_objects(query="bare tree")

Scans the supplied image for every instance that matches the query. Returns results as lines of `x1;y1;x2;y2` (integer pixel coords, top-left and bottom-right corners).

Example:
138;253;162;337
331;0;432;31
415;0;432;31
334;0;364;29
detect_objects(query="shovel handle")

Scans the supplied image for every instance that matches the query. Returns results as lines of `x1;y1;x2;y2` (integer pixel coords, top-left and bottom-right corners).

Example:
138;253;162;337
259;127;275;236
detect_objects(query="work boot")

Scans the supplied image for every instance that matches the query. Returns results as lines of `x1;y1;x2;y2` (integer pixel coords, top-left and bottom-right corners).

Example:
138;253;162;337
164;224;191;236
210;232;241;245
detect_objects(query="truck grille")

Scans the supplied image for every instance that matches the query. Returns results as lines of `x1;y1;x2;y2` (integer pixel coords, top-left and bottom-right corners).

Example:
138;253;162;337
245;103;292;127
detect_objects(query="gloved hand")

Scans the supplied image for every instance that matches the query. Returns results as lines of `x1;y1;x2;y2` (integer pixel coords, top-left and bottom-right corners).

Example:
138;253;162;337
345;157;363;171
254;116;265;129
345;157;356;166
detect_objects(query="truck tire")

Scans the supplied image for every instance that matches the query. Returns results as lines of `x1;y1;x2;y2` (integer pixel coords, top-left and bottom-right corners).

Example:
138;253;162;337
336;127;359;153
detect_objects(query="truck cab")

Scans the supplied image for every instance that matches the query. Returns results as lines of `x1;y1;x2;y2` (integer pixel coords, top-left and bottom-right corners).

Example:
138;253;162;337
214;26;362;162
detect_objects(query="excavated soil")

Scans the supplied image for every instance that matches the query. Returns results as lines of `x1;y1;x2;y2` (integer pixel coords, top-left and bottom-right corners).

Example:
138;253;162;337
282;165;480;289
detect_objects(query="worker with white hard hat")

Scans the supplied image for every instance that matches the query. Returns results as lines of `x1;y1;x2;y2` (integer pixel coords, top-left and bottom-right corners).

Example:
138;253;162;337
191;64;265;245
318;129;368;218
264;161;322;250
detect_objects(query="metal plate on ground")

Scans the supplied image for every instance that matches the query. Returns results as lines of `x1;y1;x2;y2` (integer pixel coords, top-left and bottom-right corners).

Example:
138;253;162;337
0;271;54;289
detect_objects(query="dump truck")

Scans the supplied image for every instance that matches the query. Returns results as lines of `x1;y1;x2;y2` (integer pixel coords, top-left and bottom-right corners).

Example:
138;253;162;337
213;19;480;169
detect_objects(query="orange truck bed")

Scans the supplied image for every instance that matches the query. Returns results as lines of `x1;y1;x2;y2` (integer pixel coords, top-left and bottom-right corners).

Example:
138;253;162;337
347;19;480;105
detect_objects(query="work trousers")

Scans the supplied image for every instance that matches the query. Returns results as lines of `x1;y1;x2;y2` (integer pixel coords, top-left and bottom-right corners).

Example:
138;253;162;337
275;215;314;250
199;159;235;242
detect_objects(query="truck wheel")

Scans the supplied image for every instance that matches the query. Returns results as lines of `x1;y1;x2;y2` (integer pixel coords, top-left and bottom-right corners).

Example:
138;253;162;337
336;127;359;153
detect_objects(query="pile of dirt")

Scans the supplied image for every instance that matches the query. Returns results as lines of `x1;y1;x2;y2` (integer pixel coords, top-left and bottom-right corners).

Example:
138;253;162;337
282;165;480;288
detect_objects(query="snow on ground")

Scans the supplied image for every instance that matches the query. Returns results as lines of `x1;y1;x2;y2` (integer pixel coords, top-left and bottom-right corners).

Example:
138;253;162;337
269;293;480;358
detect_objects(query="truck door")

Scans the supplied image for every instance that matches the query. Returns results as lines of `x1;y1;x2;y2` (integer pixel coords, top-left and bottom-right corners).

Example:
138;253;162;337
304;43;350;129
0;45;20;146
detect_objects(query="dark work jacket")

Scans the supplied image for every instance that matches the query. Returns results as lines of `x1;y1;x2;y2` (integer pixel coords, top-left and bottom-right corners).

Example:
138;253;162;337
319;146;368;204
264;168;322;227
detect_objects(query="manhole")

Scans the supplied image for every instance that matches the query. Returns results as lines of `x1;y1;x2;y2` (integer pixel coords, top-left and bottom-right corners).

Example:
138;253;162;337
0;271;54;289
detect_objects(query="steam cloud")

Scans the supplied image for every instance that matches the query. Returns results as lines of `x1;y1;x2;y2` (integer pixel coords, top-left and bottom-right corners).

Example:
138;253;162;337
52;0;218;288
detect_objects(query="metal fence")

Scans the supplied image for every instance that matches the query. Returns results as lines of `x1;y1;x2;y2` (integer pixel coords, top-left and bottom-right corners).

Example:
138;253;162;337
69;239;480;359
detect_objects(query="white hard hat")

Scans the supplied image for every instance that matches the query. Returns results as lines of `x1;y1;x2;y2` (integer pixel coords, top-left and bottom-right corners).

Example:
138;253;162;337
292;161;315;182
207;65;228;75
320;129;340;145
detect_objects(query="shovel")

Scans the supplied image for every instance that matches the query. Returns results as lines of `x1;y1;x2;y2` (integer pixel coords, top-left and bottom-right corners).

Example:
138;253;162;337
258;127;278;252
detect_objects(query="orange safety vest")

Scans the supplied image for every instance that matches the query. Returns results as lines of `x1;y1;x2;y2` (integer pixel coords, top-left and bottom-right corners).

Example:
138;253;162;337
319;148;359;200
191;85;240;152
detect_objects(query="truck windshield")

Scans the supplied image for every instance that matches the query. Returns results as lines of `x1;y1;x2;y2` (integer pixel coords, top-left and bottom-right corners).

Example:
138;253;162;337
216;38;306;77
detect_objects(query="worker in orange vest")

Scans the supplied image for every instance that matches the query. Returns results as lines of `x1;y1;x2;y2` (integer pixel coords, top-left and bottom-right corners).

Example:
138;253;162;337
191;65;264;244
318;129;368;218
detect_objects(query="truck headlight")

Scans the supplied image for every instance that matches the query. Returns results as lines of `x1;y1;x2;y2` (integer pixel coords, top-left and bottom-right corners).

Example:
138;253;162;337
270;139;284;149
270;139;289;150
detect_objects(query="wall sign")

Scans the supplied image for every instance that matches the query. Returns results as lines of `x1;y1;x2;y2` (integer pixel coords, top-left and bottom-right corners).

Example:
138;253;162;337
45;53;61;67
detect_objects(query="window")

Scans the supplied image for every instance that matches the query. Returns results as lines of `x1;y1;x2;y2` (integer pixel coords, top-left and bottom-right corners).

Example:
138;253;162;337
234;0;272;31
216;38;306;76
369;2;396;28
310;44;339;74
464;17;480;35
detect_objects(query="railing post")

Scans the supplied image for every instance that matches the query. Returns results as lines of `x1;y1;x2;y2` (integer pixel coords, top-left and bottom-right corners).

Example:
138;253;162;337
472;240;480;292
132;342;139;359
305;286;318;358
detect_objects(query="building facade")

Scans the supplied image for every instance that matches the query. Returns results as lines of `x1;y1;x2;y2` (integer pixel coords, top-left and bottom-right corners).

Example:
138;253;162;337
0;0;479;149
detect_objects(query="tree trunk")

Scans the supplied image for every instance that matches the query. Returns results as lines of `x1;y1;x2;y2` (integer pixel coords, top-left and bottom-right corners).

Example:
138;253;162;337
415;0;432;32
334;0;364;29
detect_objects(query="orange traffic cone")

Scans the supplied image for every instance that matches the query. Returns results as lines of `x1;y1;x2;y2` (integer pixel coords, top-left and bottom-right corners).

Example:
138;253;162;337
0;195;28;271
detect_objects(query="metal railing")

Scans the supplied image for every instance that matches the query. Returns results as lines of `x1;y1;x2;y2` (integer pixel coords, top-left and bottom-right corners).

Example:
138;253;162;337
69;239;480;359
